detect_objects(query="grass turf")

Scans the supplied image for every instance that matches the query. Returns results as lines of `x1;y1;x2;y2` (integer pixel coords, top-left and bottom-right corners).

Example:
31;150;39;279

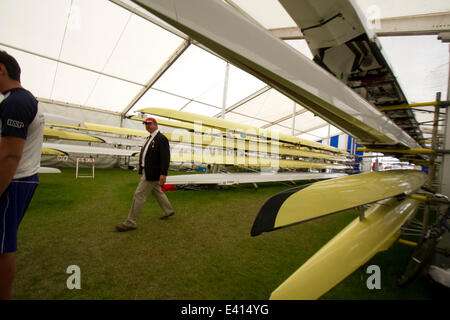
12;168;435;299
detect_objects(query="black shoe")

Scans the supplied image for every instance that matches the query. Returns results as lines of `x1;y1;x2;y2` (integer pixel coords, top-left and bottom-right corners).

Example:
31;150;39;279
116;224;137;232
159;212;175;220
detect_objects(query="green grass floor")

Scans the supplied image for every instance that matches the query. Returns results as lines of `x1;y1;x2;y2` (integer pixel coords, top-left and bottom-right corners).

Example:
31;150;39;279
12;168;436;299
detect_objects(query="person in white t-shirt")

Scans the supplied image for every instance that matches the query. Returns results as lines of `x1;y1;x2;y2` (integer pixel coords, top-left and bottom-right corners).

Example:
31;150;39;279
0;50;44;299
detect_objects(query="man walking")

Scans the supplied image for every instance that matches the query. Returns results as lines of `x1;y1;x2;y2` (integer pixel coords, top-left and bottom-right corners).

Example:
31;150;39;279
116;117;175;232
0;51;44;299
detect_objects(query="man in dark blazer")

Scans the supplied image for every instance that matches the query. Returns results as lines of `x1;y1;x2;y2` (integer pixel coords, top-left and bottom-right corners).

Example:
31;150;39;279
116;117;175;232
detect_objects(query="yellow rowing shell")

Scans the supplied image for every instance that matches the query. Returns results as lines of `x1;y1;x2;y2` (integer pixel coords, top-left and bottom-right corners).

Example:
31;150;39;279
44;128;104;143
138;107;345;154
166;132;348;162
251;170;427;236
41;147;67;156
46;122;149;137
132;152;350;169
46;119;348;162
270;197;421;299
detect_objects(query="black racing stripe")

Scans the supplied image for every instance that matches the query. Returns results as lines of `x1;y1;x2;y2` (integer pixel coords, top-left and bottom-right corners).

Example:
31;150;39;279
250;183;312;236
50;149;68;156
95;136;106;143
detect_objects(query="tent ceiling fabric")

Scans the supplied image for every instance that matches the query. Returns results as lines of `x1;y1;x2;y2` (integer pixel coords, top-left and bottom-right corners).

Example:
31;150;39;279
0;0;449;142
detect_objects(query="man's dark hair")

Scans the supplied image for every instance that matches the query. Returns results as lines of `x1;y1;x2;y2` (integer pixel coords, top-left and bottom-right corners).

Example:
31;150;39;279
0;50;21;82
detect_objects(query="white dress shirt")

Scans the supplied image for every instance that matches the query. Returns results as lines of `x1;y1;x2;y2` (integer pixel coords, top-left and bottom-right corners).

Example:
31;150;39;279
140;129;159;167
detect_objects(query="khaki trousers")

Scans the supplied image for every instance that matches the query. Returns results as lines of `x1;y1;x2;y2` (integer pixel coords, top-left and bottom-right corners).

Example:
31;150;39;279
124;173;174;227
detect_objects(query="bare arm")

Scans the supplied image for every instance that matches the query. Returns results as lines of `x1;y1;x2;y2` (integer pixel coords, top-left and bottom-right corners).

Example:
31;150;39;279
0;136;25;196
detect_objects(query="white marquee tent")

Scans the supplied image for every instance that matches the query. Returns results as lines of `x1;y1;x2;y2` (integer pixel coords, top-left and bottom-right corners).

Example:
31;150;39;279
0;0;449;145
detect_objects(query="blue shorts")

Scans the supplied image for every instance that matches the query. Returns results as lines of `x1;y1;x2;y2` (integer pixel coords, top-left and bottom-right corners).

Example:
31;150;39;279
0;174;39;254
